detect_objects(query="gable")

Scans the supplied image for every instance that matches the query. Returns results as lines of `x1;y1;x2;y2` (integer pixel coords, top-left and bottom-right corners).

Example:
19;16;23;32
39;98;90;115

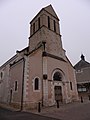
44;5;59;20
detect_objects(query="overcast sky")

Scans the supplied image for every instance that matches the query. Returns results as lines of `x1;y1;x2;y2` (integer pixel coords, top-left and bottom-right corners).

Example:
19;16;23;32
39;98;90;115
0;0;90;66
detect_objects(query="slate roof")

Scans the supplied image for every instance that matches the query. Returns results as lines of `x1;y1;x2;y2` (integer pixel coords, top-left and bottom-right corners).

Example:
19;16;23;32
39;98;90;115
74;54;90;70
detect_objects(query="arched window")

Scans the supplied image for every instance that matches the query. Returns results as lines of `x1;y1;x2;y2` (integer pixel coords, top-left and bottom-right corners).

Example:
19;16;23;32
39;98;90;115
38;17;40;29
33;23;35;33
48;16;50;29
53;20;56;32
0;72;3;79
34;78;39;90
53;71;62;81
15;81;18;91
0;71;4;79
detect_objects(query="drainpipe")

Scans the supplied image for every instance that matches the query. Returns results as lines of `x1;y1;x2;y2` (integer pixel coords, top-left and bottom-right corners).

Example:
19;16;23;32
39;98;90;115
42;46;44;106
20;57;25;111
42;41;46;106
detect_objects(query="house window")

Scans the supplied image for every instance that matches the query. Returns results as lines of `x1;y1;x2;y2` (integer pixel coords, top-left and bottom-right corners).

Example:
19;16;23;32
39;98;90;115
48;16;50;29
54;20;56;32
77;84;87;92
38;17;40;29
15;81;18;91
78;87;86;92
33;23;35;33
34;78;39;90
70;82;73;90
53;71;62;81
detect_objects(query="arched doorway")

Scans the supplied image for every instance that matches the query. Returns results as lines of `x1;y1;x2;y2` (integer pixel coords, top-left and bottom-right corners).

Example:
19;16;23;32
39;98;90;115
54;86;62;102
52;70;63;103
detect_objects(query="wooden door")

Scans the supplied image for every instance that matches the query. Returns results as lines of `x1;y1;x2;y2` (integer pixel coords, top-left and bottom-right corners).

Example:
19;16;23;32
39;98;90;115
54;86;62;102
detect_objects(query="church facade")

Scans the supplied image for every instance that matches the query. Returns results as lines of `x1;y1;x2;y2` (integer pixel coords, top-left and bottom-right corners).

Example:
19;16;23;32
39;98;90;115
0;5;78;110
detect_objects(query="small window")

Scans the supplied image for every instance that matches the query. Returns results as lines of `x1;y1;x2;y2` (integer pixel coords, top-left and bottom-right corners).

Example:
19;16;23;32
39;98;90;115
31;25;33;35
54;20;56;32
15;81;18;91
0;72;3;79
38;17;40;29
48;16;50;29
35;78;39;90
70;82;73;90
53;72;62;81
33;23;35;33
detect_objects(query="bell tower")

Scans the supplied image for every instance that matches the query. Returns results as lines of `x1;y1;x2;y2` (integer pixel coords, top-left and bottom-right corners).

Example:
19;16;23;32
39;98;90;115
29;4;65;58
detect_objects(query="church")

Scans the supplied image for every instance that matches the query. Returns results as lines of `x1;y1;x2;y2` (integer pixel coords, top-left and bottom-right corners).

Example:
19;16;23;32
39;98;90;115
0;5;78;110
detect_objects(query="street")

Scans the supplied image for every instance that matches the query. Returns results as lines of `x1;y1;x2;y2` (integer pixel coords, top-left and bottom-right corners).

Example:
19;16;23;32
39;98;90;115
0;107;59;120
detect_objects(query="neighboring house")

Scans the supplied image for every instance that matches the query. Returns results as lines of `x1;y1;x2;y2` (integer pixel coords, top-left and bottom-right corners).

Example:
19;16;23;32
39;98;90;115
74;54;90;100
0;5;78;110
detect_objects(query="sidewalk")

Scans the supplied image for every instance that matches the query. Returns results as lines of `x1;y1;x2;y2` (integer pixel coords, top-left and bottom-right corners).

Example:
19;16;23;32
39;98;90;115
28;100;88;113
38;100;90;120
0;100;90;120
0;103;20;111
